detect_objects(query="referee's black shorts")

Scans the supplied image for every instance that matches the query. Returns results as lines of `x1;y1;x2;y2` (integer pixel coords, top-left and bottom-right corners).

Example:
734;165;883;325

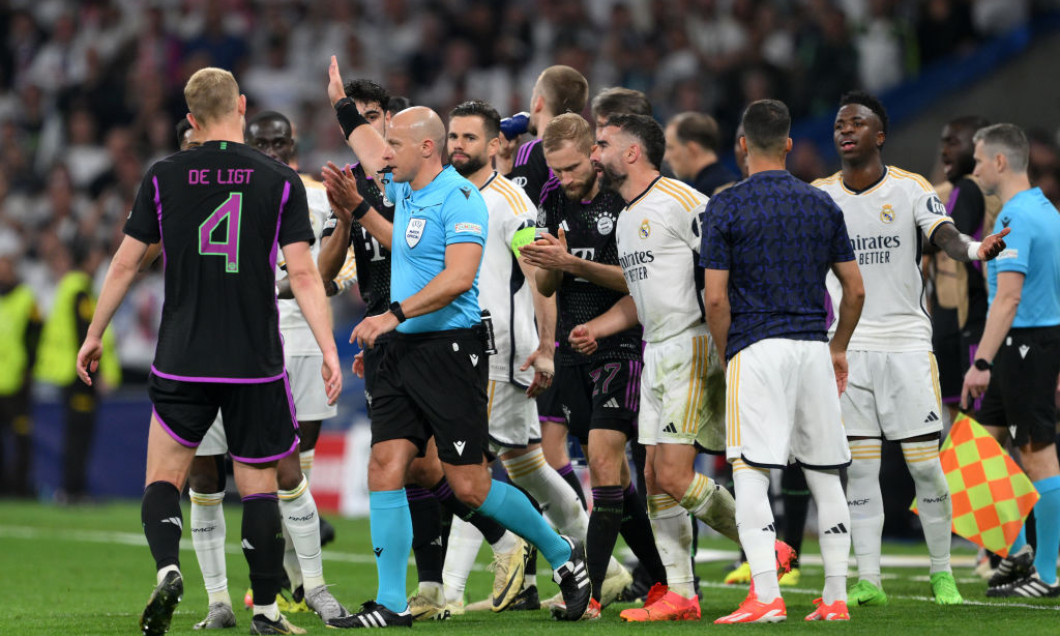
977;325;1060;446
370;328;489;466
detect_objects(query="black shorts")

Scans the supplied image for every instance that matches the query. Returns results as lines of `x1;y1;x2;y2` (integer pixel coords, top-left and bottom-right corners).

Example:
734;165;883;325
370;329;489;466
932;307;985;405
536;380;565;423
148;373;298;463
977;325;1060;446
556;357;641;444
362;333;392;414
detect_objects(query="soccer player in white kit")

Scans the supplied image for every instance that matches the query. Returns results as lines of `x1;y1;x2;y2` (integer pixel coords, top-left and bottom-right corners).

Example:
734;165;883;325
571;113;781;622
437;100;601;614
815;92;1009;607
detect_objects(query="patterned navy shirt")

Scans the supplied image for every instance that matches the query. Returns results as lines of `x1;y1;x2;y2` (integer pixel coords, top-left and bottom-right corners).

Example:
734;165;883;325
701;170;854;360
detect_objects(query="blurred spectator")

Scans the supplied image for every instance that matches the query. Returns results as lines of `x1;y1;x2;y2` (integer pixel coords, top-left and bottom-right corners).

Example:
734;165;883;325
34;240;119;503
0;253;41;497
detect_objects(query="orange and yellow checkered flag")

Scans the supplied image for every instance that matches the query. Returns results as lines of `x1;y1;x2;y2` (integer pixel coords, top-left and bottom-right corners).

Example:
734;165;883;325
913;414;1038;557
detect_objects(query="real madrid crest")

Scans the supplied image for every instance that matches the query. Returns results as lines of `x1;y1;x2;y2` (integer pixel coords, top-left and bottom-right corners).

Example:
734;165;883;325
880;204;895;224
639;219;651;238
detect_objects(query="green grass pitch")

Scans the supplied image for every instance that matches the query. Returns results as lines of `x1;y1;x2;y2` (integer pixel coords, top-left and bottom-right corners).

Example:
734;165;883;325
1;500;1057;634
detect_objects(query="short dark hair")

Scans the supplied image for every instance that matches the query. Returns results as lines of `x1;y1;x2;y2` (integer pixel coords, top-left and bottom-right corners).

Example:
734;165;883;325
839;90;888;136
386;95;411;116
603;113;665;170
668;112;722;154
449;100;501;140
344;79;390;112
591;87;652;121
536;65;589;115
740;99;790;152
246;110;292;133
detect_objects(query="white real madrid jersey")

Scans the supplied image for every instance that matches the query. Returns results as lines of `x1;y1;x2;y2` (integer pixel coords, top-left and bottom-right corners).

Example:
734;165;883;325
816;166;953;352
616;176;708;343
480;173;540;385
278;175;357;355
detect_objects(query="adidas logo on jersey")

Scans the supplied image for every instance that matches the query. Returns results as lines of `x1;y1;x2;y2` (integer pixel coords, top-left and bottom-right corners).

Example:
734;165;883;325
602;398;620;409
924;411;939;423
824;523;848;535
241;538;255;550
662;422;678;434
762;523;775;533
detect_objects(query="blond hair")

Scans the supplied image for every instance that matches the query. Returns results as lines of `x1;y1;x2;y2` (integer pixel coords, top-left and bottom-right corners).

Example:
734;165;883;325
184;67;239;127
542;113;593;156
535;65;589;116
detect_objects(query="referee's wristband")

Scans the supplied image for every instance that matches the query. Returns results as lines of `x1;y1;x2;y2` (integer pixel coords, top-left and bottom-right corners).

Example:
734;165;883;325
967;241;982;261
351;200;371;221
389;301;406;323
334;97;369;138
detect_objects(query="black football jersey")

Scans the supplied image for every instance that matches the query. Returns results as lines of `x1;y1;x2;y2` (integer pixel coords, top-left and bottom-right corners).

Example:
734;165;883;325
124;140;313;381
538;176;642;366
506;139;552;206
321;162;394;317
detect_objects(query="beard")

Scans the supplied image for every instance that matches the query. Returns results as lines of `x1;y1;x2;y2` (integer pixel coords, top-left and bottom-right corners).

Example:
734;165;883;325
452;153;488;177
597;163;626;193
563;170;597;201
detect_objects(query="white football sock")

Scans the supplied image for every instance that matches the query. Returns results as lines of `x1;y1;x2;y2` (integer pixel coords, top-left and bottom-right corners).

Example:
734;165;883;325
300;449;315;484
278;475;325;591
733;461;780;603
503;448;588;538
189;490;230;605
281;523;302;592
902;440;952;574
648;493;694;598
804;468;849;605
847;439;884;587
442;517;484;604
679;472;739;543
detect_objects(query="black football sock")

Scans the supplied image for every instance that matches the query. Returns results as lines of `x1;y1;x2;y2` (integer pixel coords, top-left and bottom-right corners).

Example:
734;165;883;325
621;483;667;584
242;494;284;607
430;477;506;544
557;462;588;510
407;486;444;585
588;485;624;601
141;481;182;571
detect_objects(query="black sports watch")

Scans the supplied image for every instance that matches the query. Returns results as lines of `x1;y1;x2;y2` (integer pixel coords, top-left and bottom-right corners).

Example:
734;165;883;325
389;301;406;323
973;358;992;371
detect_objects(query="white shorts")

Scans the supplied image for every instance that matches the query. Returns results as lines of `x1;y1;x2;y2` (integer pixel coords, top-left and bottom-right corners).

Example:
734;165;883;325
487;380;541;453
726;339;850;469
286;353;337;421
638;326;725;451
841;350;943;440
196;417;228;456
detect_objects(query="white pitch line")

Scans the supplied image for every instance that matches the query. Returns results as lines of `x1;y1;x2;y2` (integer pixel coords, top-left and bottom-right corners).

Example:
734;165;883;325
0;525;491;571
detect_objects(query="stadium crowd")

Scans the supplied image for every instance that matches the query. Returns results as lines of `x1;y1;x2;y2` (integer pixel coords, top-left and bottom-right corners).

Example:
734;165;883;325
0;0;1051;368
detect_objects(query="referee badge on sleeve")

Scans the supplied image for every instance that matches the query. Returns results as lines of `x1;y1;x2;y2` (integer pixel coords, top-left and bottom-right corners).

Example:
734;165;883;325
406;218;426;248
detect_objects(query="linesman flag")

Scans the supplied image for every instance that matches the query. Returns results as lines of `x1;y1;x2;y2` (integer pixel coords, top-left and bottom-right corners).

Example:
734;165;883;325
912;414;1038;557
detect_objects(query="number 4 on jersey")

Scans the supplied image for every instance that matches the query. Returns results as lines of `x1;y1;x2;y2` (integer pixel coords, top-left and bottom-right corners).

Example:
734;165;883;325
199;192;242;273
